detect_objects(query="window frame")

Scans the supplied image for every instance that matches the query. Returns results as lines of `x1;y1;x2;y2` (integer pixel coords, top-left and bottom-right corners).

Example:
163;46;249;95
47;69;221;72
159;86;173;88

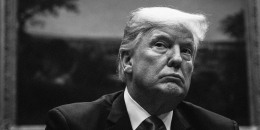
0;0;259;129
0;0;17;128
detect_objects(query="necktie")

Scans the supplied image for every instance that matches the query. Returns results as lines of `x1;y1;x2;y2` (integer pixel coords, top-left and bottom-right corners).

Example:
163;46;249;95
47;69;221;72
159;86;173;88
136;115;167;130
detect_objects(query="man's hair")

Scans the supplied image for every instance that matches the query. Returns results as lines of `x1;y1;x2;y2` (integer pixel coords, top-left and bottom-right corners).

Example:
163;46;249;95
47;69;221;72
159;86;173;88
117;7;209;82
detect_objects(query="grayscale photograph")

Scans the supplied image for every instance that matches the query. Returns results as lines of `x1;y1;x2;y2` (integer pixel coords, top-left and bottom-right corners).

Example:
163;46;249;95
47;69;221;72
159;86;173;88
0;0;258;130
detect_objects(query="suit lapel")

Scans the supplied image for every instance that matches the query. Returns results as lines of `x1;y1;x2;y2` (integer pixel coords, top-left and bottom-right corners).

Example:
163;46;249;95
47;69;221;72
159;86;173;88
105;92;132;130
171;104;192;130
104;92;193;130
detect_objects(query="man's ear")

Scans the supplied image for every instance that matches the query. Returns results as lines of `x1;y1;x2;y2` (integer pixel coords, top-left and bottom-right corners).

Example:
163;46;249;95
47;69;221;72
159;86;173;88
121;51;133;73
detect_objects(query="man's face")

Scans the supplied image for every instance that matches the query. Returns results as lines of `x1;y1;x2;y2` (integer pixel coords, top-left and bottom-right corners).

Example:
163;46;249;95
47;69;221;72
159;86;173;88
129;26;195;99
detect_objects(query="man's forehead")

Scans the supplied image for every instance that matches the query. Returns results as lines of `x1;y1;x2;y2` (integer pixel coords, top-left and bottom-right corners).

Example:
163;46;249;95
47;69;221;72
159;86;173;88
130;7;208;43
146;26;194;41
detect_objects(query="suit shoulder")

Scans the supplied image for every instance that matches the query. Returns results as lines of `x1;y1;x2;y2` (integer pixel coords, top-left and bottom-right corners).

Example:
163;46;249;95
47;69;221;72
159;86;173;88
179;101;238;130
46;91;123;130
52;91;123;119
54;102;107;117
179;101;231;120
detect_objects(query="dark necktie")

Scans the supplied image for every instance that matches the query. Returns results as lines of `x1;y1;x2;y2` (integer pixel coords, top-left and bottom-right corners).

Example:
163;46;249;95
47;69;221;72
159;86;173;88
136;115;167;130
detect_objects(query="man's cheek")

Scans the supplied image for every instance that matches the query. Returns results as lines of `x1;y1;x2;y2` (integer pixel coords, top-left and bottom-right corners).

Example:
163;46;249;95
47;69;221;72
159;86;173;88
183;62;194;77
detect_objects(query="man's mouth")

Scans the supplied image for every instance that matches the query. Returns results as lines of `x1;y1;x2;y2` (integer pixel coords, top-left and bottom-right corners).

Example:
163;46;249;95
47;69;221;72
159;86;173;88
159;74;185;85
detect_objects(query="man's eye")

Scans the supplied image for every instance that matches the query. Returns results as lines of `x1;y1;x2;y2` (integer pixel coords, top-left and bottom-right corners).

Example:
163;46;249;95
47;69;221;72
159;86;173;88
154;41;167;48
181;48;192;55
181;48;193;60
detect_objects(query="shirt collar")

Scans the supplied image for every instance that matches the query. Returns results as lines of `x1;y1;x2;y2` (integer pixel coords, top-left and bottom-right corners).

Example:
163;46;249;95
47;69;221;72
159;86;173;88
124;87;173;130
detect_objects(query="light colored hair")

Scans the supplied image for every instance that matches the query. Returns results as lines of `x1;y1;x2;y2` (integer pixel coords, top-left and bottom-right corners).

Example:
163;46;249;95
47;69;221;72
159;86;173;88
118;7;209;82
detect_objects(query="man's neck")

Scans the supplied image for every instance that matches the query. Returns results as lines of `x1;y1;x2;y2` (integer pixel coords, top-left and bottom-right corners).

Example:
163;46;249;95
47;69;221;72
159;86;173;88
124;88;173;130
126;85;180;115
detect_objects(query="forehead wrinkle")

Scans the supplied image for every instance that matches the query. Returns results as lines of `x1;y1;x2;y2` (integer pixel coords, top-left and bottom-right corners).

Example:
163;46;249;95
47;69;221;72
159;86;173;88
150;30;173;41
130;7;208;45
147;27;194;43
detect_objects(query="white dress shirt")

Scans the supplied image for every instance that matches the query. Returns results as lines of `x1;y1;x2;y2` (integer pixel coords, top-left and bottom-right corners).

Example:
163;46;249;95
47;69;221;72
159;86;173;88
124;88;173;130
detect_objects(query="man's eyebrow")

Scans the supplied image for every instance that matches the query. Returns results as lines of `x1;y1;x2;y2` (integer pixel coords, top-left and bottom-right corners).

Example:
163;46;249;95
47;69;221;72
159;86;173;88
150;35;174;43
180;41;196;52
151;35;195;46
180;40;194;45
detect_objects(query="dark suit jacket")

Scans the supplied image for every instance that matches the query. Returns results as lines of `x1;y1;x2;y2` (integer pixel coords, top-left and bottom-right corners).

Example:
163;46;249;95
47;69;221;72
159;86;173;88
45;91;239;130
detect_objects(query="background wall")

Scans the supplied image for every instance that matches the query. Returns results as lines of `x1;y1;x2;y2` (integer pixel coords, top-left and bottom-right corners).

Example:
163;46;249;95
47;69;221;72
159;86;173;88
16;0;249;127
27;0;243;41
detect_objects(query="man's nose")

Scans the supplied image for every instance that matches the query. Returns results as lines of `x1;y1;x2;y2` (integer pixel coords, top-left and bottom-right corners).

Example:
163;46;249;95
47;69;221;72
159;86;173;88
167;45;182;68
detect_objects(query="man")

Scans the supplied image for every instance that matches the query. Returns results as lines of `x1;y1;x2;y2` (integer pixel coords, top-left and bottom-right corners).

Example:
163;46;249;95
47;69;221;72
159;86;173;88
45;7;239;130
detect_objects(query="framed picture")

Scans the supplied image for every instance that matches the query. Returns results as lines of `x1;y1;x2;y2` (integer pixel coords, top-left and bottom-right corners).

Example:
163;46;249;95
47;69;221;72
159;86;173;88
1;0;259;129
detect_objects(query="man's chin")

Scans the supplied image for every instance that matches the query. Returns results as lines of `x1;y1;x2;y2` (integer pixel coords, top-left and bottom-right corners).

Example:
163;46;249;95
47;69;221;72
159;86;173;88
159;83;187;97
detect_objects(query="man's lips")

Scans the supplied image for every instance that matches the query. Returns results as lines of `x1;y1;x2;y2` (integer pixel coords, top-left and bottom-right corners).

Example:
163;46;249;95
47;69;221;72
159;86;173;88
159;74;185;85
